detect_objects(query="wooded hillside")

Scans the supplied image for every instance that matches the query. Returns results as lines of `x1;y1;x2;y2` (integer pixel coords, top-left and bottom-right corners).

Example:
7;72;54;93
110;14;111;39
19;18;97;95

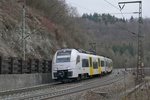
0;0;150;68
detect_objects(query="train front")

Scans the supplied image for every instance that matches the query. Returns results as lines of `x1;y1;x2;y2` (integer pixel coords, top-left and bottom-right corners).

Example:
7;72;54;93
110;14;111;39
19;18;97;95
52;49;78;81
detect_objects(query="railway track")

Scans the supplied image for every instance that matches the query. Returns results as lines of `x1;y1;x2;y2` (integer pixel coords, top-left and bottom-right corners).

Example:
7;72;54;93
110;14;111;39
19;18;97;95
0;70;126;100
0;81;81;100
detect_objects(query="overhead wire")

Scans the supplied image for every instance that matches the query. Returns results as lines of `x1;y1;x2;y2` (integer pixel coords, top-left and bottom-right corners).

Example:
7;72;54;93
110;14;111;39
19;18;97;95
103;0;138;38
67;1;95;13
103;0;125;18
66;0;138;41
106;12;139;15
67;0;138;16
68;0;137;38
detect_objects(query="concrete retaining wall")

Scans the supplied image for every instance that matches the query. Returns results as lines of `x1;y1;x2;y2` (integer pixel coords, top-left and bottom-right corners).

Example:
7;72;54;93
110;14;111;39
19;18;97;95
0;73;53;91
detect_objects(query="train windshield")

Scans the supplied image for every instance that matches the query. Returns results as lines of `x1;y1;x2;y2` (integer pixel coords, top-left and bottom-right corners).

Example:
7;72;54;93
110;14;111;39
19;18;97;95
56;50;71;63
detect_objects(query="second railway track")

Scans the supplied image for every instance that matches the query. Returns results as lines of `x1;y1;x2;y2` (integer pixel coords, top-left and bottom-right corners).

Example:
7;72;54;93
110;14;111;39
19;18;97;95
0;69;126;100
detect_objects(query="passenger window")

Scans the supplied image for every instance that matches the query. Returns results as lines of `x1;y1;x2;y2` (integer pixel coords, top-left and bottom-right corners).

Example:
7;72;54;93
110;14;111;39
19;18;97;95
106;62;108;67
76;55;80;64
82;59;89;67
93;62;98;69
101;61;104;67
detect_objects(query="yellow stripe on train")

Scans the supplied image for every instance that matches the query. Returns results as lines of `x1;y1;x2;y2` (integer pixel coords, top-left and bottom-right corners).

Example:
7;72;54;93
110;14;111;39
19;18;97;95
89;56;93;76
98;58;102;74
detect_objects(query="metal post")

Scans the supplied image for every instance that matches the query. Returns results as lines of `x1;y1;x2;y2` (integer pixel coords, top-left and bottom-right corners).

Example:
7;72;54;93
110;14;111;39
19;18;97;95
118;1;144;84
18;58;23;74
0;56;2;74
137;1;144;83
9;57;14;74
89;42;97;54
42;60;46;73
22;0;26;60
28;59;32;73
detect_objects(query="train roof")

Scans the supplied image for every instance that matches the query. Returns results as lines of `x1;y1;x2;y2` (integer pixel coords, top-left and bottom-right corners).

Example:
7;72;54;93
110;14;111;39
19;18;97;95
57;48;111;60
57;48;95;54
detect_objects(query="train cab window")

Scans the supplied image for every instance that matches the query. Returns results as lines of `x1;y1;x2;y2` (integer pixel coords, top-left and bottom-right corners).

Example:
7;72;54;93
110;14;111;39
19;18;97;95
93;62;98;69
82;59;89;67
56;57;70;63
57;50;71;56
106;61;108;67
76;55;80;64
56;50;71;63
101;61;104;67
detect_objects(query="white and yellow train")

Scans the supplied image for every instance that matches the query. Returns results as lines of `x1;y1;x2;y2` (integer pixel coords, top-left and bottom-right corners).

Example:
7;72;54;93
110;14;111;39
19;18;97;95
52;48;113;82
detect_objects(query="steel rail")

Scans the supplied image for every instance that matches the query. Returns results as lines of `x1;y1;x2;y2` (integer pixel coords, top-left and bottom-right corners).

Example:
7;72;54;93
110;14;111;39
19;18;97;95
0;70;126;100
43;74;125;100
7;71;125;100
0;82;61;98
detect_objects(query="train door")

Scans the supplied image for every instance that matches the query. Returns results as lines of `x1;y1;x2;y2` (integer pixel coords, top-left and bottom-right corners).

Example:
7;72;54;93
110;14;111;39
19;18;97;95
101;58;105;74
89;56;93;76
93;57;98;75
98;58;101;75
104;58;107;73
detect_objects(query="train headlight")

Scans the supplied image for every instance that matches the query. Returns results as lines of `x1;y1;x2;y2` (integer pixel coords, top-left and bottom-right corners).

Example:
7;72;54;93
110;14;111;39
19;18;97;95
54;67;58;70
67;67;71;70
58;71;65;77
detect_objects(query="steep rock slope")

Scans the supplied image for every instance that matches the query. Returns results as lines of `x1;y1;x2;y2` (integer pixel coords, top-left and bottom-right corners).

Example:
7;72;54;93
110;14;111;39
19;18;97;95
0;0;85;59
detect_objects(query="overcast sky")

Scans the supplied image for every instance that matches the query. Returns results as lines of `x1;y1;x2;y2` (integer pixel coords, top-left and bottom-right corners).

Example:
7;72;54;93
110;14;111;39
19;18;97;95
66;0;149;19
